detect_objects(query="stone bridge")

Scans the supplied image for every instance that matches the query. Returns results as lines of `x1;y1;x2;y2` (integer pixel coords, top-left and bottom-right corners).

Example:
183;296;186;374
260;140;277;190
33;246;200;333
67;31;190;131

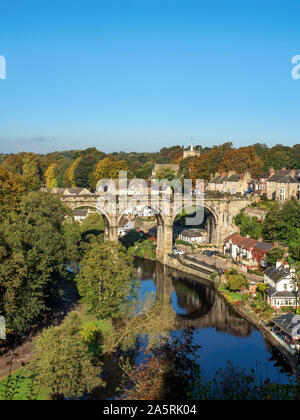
59;191;254;264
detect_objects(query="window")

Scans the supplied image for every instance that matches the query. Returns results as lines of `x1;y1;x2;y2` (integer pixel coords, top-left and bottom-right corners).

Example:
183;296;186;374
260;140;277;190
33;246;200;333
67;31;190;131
279;188;285;201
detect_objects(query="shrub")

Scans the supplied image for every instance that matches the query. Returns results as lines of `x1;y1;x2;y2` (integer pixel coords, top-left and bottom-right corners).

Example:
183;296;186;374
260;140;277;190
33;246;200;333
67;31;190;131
227;274;247;292
81;322;100;344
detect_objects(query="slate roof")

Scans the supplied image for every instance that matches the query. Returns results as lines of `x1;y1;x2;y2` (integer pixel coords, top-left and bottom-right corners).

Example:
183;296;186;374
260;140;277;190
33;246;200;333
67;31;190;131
73;209;88;217
264;265;291;283
210;175;224;184
261;169;300;179
265;285;295;298
253;241;275;251
180;229;203;238
225;174;240;182
267;174;299;184
119;216;133;228
271;314;300;337
65;187;91;195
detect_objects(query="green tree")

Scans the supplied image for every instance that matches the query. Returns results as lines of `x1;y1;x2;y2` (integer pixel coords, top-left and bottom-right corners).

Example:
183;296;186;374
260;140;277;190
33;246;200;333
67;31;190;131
76;242;137;319
266;246;285;266
0;167;25;220
234;209;263;239
155;167;177;181
33;313;103;399
257;283;268;299
0;192;70;335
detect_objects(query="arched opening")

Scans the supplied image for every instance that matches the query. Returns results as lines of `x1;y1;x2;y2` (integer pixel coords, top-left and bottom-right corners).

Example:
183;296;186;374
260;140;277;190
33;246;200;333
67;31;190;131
173;205;218;251
116;204;164;260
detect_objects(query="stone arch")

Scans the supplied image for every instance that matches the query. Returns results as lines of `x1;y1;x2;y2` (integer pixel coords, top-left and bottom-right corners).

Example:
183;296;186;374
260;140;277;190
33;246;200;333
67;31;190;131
172;203;218;245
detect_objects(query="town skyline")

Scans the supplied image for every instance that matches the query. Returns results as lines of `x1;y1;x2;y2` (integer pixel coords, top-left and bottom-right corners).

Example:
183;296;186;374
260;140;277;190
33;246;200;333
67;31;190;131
1;0;300;154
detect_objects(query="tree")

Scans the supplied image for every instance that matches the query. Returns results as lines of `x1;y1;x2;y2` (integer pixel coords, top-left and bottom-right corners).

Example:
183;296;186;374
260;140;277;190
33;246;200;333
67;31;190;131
73;150;104;188
33;313;103;399
234;209;263;239
90;158;129;189
76;242;137;319
257;283;268;299
67;157;82;187
155;167;177;181
219;146;263;179
0;167;25;220
22;154;41;191
0;192;70;335
120;328;200;400
262;199;300;243
266;246;285;266
45;162;59;188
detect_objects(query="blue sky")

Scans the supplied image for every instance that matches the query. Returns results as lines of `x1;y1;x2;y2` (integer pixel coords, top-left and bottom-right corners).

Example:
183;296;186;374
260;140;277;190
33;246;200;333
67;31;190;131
0;0;300;154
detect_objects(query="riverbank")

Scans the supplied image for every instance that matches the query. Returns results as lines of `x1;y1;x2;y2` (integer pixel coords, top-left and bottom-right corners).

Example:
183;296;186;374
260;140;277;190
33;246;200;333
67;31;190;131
160;253;300;376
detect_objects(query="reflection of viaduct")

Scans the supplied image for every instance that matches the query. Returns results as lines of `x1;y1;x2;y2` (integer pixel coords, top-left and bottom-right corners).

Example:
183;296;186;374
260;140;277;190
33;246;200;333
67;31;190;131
155;263;253;337
60;191;254;264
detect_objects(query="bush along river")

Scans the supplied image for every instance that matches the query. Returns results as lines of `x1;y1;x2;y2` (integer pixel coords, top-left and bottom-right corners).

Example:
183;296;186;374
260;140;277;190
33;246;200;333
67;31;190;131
134;258;296;384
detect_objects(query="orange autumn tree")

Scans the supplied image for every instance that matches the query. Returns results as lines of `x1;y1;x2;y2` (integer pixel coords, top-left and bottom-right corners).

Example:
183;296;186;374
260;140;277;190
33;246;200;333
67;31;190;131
219;147;263;178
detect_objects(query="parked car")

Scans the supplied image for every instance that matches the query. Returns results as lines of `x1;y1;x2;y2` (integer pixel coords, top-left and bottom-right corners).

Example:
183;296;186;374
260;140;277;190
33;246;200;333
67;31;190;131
203;250;213;257
173;247;184;256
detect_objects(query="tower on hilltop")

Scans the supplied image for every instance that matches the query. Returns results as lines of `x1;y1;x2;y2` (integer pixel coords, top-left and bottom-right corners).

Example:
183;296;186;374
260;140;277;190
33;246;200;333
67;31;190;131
183;139;201;159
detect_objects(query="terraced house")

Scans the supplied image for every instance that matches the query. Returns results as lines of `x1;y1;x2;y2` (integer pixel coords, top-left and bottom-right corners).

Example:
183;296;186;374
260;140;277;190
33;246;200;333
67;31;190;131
260;167;300;202
208;171;251;195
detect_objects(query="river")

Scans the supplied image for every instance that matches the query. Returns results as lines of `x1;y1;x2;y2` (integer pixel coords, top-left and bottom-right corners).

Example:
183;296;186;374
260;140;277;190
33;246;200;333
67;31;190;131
135;258;295;384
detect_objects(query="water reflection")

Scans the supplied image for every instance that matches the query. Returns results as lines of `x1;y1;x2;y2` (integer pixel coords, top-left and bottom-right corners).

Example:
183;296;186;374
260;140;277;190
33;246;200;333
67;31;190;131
154;262;253;337
135;259;295;381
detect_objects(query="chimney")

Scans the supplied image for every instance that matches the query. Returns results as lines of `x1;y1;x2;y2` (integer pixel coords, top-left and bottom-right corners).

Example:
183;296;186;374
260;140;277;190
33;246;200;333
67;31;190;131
210;173;214;180
290;169;295;177
221;172;227;178
227;170;235;176
284;263;289;269
259;237;263;243
281;167;286;172
240;174;244;180
270;166;275;177
274;242;278;247
276;260;282;269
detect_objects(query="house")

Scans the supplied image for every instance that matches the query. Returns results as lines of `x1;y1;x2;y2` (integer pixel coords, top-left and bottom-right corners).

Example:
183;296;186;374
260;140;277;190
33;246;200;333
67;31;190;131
40;188;66;194
223;233;258;265
269;314;300;353
73;209;90;223
178;229;205;244
64;187;91;196
118;216;135;237
208;171;251;195
260;167;300;201
252;239;288;270
264;262;298;308
151;164;179;179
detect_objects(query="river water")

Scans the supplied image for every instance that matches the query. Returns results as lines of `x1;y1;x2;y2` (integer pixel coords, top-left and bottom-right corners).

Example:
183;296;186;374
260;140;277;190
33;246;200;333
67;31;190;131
135;258;295;384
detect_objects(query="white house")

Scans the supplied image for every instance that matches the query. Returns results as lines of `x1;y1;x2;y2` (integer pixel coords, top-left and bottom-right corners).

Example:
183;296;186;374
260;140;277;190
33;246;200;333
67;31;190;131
73;209;89;223
178;229;204;244
264;262;299;308
118;216;135;237
224;233;258;262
